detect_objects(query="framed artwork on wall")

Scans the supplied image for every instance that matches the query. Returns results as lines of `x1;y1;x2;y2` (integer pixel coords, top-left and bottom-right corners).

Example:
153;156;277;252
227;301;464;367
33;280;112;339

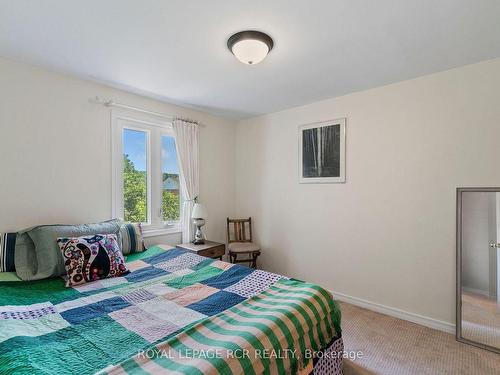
298;118;346;183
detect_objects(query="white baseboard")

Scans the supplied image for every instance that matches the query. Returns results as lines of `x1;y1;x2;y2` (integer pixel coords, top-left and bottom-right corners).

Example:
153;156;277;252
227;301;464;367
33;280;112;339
331;291;455;334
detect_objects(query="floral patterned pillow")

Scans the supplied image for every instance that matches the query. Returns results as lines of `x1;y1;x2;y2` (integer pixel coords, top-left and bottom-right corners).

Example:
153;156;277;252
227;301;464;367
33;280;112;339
57;234;129;287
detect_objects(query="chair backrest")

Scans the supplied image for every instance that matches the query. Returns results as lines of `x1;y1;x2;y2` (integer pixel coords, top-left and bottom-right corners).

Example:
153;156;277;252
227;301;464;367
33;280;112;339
227;217;252;243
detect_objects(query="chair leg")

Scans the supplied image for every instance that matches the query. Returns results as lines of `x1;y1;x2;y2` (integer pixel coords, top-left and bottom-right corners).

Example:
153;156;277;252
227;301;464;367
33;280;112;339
230;252;259;268
251;253;258;269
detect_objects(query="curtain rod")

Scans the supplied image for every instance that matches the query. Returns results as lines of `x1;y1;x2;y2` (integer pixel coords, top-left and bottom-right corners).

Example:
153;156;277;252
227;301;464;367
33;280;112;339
89;96;202;126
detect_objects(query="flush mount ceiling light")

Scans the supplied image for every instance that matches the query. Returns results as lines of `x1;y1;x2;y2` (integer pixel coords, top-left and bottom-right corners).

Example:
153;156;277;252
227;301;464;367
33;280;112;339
227;30;274;65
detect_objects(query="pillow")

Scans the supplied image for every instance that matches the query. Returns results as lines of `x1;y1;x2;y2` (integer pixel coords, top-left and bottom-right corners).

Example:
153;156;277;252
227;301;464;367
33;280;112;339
0;232;16;272
57;234;129;287
120;223;146;255
14;219;122;281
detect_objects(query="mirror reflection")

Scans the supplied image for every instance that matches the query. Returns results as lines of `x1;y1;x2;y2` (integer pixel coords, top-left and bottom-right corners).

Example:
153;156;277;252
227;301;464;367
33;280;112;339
460;190;500;352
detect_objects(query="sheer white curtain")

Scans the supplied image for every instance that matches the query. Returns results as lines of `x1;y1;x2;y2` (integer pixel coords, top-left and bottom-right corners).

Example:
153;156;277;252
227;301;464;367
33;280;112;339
172;119;199;242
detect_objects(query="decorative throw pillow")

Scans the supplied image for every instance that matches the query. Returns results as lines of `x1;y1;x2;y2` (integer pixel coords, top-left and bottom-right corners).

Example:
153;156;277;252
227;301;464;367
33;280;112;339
0;232;16;272
57;234;129;287
119;223;146;255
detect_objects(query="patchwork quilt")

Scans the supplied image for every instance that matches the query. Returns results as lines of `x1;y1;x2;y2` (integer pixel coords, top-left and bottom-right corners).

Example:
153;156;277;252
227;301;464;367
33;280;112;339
0;245;342;375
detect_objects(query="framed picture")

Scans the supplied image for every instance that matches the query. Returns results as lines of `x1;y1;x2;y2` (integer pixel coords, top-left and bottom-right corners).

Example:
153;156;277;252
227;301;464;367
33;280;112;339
298;118;346;183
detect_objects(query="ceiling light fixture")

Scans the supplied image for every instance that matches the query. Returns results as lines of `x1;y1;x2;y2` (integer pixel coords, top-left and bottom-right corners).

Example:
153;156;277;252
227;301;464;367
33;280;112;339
227;30;274;65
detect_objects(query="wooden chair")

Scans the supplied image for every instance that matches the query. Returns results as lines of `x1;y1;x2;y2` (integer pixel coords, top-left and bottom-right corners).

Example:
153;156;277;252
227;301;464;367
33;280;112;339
227;217;261;268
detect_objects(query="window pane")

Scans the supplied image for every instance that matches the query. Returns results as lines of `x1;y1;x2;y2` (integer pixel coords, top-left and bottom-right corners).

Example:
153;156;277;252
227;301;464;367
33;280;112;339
161;135;180;222
123;129;148;223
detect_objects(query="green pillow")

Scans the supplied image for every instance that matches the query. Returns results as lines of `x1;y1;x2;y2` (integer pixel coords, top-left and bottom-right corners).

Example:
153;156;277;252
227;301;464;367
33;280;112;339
14;219;122;281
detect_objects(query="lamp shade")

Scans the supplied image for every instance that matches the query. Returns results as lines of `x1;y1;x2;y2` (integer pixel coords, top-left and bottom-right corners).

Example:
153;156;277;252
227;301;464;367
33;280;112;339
227;31;274;65
191;203;208;219
231;39;269;65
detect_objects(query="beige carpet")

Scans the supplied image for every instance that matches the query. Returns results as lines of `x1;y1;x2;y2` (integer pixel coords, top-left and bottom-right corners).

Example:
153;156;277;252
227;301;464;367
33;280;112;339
340;302;500;375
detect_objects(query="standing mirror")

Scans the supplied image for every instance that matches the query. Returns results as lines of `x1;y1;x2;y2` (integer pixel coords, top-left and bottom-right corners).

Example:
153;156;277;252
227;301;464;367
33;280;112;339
457;187;500;353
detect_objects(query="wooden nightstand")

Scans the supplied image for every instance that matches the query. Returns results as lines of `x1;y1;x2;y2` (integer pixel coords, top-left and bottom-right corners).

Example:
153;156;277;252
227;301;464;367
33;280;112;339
177;241;225;260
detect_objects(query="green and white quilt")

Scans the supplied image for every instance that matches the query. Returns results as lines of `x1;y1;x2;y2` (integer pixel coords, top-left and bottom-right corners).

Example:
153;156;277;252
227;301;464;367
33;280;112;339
0;245;342;374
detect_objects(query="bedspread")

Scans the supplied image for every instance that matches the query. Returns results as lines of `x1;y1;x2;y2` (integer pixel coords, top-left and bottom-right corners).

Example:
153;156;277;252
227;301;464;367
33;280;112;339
0;245;342;374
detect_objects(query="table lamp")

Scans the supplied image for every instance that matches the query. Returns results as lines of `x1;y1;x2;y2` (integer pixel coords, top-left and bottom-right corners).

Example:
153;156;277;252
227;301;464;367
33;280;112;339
191;203;208;245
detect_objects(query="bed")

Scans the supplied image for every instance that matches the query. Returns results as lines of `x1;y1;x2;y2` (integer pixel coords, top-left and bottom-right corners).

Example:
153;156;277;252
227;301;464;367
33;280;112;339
0;245;343;374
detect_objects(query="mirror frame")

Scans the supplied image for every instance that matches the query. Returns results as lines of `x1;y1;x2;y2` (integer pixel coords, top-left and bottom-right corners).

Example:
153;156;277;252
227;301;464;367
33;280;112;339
456;186;500;354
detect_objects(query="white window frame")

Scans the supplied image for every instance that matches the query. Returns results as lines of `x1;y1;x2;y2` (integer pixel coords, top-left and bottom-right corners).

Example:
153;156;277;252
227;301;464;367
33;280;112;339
111;110;182;236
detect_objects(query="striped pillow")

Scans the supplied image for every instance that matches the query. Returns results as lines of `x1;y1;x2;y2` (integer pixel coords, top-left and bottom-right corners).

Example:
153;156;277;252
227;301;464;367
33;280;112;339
120;223;146;255
0;232;16;272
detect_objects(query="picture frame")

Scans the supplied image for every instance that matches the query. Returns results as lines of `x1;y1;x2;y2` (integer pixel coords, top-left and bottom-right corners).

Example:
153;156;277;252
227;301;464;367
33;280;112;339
298;118;346;183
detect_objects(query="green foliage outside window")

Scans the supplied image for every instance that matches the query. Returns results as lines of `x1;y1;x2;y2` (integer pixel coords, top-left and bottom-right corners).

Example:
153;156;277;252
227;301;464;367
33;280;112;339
123;154;147;222
162;172;181;222
123;154;180;223
163;189;180;222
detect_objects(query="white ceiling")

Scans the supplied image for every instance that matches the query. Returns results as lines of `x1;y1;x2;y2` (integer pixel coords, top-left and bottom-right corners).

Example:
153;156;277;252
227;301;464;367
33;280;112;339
1;0;500;119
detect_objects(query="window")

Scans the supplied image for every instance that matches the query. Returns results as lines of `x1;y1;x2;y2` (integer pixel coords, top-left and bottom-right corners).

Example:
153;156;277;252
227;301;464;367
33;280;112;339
123;128;149;223
112;112;181;234
161;135;181;222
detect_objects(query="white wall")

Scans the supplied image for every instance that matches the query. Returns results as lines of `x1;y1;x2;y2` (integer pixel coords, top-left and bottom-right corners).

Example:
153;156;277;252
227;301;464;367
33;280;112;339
0;57;236;244
234;58;500;325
